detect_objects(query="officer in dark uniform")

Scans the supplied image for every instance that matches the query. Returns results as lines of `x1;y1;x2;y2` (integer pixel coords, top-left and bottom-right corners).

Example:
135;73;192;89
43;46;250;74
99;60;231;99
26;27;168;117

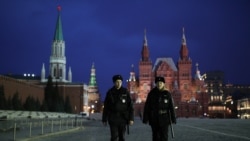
102;75;134;141
143;76;176;141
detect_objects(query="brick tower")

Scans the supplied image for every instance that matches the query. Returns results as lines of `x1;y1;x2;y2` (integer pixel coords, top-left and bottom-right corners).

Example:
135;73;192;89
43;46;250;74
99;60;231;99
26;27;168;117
177;27;193;102
138;29;153;103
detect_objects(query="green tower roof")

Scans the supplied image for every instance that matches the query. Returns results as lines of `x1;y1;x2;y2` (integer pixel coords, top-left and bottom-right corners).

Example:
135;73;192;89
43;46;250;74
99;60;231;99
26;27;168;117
53;6;63;41
89;63;97;86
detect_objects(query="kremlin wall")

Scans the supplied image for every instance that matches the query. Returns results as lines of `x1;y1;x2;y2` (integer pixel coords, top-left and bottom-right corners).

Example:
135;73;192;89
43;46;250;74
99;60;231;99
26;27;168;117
0;75;44;104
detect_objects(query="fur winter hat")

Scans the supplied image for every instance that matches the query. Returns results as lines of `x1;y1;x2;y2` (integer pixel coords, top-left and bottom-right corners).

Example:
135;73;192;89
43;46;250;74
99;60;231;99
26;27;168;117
112;75;123;82
155;76;165;83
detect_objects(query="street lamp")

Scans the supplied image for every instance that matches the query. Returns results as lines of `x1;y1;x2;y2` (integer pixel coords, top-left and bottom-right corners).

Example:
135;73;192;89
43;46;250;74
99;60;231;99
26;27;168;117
91;105;95;113
240;104;244;119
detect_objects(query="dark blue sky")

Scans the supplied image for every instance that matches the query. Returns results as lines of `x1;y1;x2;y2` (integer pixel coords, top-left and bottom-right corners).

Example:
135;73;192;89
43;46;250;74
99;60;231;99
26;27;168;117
0;0;250;99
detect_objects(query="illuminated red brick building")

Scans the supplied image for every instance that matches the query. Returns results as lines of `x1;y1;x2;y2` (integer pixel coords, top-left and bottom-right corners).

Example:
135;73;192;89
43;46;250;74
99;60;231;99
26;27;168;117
127;28;209;118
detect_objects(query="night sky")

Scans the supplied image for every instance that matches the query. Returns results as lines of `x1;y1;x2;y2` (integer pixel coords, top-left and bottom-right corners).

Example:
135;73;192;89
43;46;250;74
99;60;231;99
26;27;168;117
0;0;250;100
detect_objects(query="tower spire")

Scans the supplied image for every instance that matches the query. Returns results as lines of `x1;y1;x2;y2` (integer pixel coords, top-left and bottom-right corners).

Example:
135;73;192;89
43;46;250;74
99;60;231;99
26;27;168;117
143;28;148;46
41;63;46;82
195;63;202;80
141;28;150;61
54;5;63;41
68;66;72;82
129;64;136;82
179;27;189;60
182;27;186;45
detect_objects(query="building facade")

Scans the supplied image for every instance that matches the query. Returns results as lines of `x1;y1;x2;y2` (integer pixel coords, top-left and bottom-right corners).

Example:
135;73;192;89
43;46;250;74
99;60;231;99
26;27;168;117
127;28;209;118
224;84;250;118
204;71;225;118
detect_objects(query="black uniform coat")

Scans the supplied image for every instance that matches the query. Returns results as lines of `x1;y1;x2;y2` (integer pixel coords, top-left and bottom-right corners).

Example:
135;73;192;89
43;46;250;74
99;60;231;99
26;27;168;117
102;86;134;125
143;87;176;126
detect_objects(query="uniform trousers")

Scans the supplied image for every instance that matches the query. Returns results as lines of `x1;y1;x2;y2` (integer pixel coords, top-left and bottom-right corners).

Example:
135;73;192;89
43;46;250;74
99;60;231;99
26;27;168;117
150;124;169;141
109;123;126;141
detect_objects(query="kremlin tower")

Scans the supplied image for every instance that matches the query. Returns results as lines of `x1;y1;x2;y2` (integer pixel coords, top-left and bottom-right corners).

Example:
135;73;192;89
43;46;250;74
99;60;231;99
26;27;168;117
138;29;153;103
41;6;72;83
87;63;101;113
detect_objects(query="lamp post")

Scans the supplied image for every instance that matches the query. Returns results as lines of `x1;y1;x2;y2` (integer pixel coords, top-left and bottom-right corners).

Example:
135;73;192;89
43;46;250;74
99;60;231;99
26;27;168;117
74;105;77;126
91;104;95;113
240;104;244;119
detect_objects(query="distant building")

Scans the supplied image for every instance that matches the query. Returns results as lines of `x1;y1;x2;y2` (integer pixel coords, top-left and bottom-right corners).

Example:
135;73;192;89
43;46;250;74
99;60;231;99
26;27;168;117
87;63;101;113
237;98;250;119
224;84;250;118
127;28;209;118
204;70;225;118
198;71;250;118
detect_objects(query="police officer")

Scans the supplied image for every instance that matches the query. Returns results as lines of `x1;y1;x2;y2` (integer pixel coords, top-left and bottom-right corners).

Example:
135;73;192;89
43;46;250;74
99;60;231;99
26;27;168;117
102;75;134;141
143;76;176;141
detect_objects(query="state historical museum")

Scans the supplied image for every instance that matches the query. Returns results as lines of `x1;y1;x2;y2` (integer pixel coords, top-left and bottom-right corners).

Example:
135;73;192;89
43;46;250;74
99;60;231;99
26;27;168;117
127;29;209;118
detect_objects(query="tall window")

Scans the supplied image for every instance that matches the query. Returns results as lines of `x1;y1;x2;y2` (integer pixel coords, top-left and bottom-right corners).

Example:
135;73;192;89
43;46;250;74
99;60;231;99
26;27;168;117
184;84;188;89
54;68;57;77
59;68;62;77
59;47;61;57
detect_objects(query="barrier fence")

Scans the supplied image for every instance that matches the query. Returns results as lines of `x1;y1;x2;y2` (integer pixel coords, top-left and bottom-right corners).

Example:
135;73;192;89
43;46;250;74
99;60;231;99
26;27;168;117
0;117;86;141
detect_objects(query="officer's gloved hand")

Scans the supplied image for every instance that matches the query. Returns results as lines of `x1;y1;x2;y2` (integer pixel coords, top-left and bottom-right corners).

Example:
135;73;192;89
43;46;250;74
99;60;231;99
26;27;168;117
129;120;134;125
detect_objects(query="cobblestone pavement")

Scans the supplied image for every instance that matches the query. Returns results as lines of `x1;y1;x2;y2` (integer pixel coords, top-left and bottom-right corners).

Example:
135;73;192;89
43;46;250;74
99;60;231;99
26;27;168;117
1;113;250;141
26;117;250;141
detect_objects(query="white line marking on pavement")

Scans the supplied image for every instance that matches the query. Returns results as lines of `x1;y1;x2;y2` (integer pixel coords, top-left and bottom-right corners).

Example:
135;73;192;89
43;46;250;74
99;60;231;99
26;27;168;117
179;124;250;140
